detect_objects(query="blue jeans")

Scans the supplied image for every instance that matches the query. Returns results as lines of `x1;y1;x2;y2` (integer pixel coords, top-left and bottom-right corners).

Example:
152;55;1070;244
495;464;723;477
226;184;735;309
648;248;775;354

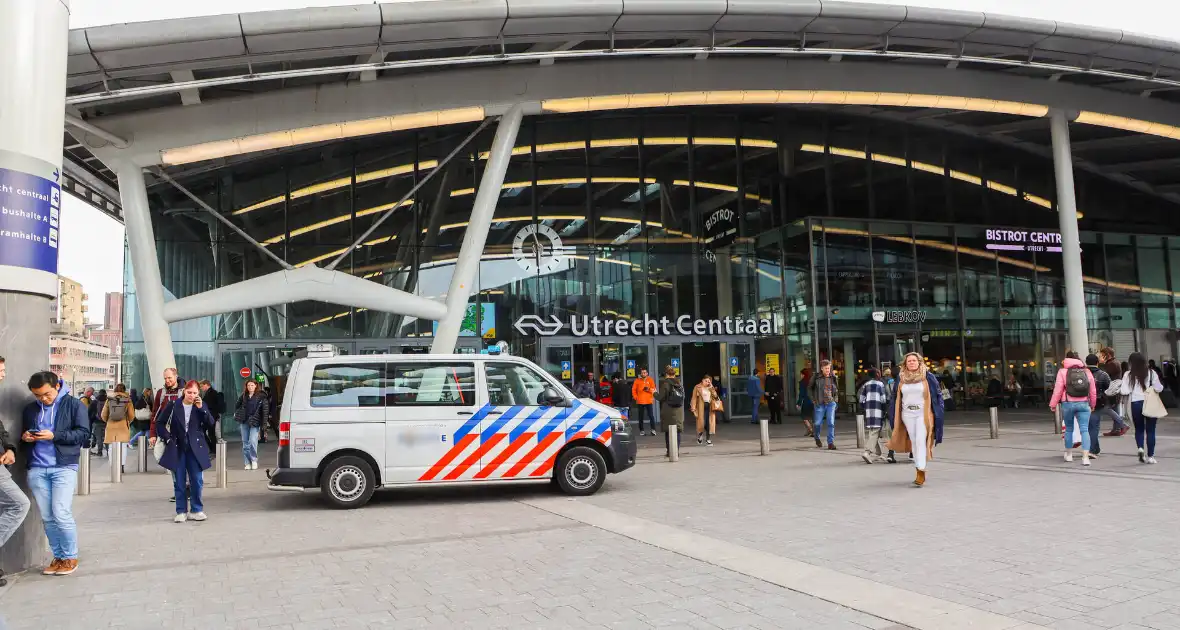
1131;401;1158;457
1060;401;1091;452
0;467;31;549
240;424;260;465
750;396;760;424
813;402;837;445
173;447;205;515
27;466;78;560
1089;409;1102;455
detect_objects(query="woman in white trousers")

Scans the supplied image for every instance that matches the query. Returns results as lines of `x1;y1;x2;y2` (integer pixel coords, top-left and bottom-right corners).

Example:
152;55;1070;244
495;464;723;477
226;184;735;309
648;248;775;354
887;353;946;487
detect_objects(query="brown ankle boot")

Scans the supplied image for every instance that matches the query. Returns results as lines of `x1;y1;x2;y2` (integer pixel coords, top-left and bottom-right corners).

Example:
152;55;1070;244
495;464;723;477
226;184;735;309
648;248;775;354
913;470;926;487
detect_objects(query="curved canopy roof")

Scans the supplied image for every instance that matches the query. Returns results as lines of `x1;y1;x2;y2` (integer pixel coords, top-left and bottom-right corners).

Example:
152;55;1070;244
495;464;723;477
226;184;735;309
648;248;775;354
62;1;1180;220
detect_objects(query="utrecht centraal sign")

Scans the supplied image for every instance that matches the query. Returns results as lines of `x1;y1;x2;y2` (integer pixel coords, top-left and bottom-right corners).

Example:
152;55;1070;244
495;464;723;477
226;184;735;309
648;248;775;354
515;314;776;337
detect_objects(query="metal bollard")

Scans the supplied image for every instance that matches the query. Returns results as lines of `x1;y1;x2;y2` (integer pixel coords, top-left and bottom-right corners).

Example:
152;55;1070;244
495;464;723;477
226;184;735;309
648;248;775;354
668;425;679;462
110;442;123;483
215;440;228;488
76;449;91;496
855;414;866;449
759;418;770;456
1054;406;1062;435
989;407;999;439
136;435;148;472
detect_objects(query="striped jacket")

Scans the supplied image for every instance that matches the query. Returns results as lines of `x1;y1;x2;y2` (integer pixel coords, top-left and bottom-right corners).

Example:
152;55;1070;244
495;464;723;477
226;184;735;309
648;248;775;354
857;379;888;428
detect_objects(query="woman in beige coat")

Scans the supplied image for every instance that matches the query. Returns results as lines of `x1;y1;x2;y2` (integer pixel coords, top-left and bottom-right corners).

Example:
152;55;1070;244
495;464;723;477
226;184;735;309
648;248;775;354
689;374;720;446
102;384;135;469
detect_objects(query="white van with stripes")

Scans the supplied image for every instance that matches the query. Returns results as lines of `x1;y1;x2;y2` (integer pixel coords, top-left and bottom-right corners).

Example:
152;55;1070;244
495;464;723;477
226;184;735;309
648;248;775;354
266;345;637;508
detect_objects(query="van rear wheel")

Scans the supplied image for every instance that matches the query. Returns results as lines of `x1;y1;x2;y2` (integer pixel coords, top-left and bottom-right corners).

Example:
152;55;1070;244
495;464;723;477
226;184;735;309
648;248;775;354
320;456;376;509
554;446;606;496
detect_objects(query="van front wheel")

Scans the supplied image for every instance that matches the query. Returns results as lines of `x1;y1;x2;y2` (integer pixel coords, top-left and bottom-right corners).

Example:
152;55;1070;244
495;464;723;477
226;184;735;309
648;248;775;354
554;446;606;496
320;456;376;509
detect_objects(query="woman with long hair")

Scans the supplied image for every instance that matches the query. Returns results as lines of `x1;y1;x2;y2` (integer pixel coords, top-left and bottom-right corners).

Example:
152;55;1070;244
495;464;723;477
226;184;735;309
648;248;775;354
1120;352;1166;464
233;379;270;470
886;353;945;487
690;374;719;446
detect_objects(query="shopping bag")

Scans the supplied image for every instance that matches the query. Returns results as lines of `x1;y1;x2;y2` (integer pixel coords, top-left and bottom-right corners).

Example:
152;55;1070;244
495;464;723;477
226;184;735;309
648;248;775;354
1144;387;1169;419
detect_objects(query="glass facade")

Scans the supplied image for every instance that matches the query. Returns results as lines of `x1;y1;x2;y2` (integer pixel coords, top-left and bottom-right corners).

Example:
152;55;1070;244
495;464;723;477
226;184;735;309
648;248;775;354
124;107;1180;419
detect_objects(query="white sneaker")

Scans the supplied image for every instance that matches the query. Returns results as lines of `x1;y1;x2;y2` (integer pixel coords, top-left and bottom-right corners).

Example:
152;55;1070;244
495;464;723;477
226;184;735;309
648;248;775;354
1064;451;1073;462
244;464;251;470
173;513;187;523
1148;457;1158;465
862;451;874;464
189;512;207;522
251;461;258;470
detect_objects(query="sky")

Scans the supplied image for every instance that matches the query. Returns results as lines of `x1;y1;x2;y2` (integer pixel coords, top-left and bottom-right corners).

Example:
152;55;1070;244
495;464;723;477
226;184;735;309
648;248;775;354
59;193;125;328
68;0;1180;41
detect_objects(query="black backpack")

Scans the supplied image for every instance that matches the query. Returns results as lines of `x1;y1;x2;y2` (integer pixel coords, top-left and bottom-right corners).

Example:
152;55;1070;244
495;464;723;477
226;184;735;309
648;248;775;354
665;380;685;408
1065;367;1090;398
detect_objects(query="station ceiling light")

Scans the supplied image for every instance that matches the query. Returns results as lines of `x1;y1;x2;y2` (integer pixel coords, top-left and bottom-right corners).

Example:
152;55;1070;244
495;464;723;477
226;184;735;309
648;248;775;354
161;108;485;166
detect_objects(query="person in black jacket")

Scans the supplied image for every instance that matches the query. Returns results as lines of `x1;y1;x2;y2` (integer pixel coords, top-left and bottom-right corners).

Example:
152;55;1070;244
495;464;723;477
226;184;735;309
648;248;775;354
0;357;31;586
233;380;270;470
197;380;224;460
1085;354;1112;458
611;373;634;424
764;369;784;425
89;389;108;457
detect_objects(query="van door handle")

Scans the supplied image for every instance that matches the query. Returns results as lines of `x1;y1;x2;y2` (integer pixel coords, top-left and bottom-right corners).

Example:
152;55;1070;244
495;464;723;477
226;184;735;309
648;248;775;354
485;410;502;415
456;411;474;416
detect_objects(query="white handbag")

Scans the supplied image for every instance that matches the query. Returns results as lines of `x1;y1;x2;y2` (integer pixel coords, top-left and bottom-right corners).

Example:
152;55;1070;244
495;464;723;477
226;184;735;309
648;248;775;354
1143;373;1169;419
153;439;166;462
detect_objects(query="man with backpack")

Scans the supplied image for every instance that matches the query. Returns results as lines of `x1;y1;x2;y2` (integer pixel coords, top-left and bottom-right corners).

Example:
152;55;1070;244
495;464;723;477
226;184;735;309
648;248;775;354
1049;351;1097;466
655;365;685;459
1084;354;1112;458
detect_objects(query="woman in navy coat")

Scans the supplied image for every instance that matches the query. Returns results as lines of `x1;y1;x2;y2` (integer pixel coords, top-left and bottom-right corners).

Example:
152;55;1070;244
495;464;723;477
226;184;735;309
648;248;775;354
156;381;215;522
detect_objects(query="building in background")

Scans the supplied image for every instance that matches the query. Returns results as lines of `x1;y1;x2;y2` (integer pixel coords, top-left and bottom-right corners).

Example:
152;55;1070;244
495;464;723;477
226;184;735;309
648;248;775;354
50;333;112;392
50;276;87;336
89;326;122;386
104;291;123;331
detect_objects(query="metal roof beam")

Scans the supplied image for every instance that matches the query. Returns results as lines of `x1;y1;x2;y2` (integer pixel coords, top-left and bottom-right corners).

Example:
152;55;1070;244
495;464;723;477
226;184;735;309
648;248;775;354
169;70;201;106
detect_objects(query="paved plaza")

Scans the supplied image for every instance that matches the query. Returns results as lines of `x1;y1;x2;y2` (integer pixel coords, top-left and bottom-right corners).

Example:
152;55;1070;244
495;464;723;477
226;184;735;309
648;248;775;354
1;410;1178;630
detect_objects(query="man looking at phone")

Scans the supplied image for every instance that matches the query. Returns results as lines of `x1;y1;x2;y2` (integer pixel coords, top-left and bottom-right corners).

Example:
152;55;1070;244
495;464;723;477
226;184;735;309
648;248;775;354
0;357;32;585
22;371;90;576
150;368;186;502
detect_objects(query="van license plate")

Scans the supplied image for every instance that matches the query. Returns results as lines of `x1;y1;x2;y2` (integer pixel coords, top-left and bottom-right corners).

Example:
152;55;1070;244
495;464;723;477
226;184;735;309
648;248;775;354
294;438;315;453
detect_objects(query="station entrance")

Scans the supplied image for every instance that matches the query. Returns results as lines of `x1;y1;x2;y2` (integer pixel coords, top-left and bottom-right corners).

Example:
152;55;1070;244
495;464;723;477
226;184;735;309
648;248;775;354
538;336;757;421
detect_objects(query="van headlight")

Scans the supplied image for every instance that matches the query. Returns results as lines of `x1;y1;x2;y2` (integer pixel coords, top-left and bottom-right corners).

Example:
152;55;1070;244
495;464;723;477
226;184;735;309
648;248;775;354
611;418;628;434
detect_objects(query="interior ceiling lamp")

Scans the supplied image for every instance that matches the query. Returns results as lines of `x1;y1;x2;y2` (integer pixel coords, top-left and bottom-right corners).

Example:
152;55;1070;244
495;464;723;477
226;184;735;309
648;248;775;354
541;91;1049;118
161;107;485;166
1075;112;1180;140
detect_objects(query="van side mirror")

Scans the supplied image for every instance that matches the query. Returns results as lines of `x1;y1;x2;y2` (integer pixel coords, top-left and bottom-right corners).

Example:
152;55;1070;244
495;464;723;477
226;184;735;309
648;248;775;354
539;387;569;407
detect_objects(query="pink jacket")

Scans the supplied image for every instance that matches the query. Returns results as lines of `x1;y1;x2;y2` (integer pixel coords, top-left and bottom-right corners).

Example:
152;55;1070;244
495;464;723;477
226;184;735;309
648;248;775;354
1049;358;1097;409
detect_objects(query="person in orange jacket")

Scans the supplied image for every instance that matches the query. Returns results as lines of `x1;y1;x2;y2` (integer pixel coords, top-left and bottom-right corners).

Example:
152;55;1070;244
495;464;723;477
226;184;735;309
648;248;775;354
632;368;657;436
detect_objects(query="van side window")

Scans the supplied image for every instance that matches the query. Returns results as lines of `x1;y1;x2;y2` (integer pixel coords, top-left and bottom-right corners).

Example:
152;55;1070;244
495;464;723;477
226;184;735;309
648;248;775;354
310;364;386;408
387;363;476;407
486;363;550;406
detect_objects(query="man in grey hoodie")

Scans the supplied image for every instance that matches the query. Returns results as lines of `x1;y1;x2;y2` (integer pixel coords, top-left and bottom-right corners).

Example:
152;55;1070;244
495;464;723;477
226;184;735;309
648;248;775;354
0;356;32;585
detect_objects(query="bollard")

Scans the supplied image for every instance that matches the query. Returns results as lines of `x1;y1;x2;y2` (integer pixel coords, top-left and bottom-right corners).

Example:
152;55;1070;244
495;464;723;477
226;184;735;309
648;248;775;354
1054;406;1062;435
215;440;228;488
110;442;123;483
76;449;91;496
989;407;999;439
759;418;770;456
855;414;865;449
668;425;679;462
136;434;148;473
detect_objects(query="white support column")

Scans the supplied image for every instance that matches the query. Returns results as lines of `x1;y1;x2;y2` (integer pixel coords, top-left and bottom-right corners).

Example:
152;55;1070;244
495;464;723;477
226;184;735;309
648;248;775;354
432;105;524;353
1049;111;1090;356
116;163;177;389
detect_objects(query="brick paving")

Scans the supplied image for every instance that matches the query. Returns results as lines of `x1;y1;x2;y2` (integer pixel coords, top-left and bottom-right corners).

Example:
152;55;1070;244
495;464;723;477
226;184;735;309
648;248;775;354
0;409;1173;629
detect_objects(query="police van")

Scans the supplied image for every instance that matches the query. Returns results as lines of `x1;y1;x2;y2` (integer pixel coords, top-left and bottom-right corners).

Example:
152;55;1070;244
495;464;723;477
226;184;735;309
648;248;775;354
266;345;637;508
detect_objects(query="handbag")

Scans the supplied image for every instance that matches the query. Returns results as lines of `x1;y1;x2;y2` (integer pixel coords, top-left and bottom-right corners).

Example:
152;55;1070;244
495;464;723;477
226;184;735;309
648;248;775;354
134;407;151;422
1143;374;1169;418
153;438;166;462
710;395;724;413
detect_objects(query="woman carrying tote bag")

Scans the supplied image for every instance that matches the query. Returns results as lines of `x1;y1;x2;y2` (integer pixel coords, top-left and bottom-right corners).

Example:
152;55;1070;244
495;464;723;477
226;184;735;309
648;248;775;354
1120;352;1167;464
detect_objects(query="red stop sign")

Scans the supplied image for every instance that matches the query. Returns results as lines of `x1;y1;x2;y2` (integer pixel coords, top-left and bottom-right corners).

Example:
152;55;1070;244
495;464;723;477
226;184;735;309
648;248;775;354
240;367;251;379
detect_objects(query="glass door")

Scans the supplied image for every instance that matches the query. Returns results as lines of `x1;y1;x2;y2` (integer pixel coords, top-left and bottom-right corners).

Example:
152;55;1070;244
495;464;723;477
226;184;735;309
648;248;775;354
725;342;753;419
543;343;574;387
658;344;682;380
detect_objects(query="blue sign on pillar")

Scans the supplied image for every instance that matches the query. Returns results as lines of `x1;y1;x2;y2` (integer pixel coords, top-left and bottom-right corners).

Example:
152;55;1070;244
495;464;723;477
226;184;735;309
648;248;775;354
729;357;739;367
0;166;61;275
561;361;571;371
670;358;680;368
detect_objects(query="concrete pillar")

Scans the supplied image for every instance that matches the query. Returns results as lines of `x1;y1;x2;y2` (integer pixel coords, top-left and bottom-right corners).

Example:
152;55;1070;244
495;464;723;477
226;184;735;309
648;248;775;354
432;106;524;353
0;0;70;575
116;164;177;389
1049;111;1090;356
